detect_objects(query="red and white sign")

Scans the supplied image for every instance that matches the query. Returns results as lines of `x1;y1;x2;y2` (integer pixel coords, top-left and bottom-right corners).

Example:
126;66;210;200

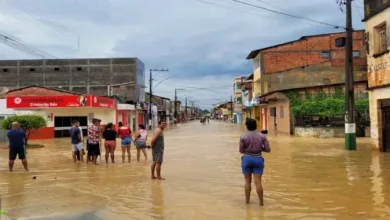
91;96;116;109
6;95;115;109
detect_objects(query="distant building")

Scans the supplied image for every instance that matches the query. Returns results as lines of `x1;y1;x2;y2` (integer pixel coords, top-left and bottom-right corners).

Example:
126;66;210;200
0;58;145;103
233;76;245;124
363;0;390;151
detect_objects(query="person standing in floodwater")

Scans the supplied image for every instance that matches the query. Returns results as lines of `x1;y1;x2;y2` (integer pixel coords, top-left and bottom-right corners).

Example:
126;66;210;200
87;118;101;165
151;120;166;180
117;122;132;163
239;118;270;206
7;122;29;172
103;123;117;163
134;124;148;162
70;120;83;163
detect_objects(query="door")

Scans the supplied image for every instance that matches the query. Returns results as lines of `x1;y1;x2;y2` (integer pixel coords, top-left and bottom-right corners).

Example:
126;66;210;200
382;107;390;152
54;116;87;138
138;113;143;125
132;118;136;132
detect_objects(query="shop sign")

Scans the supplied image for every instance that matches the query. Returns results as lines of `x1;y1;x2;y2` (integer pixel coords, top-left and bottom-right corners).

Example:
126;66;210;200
7;95;116;109
6;95;91;108
91;96;116;109
117;104;135;111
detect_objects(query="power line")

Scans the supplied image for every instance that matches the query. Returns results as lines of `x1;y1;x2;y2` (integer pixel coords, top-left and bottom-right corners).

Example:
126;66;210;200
230;0;345;29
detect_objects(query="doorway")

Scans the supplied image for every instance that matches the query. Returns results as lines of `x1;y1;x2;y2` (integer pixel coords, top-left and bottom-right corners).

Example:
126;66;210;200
54;116;87;138
382;100;390;151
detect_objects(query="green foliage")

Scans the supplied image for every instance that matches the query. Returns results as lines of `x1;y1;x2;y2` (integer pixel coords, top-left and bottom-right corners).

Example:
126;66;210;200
2;115;47;144
286;90;369;117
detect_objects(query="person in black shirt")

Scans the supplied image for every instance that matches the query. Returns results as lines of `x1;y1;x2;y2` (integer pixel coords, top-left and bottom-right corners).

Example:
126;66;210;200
103;123;117;163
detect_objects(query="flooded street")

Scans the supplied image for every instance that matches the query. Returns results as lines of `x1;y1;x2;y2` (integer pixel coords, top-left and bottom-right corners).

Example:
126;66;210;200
1;121;390;219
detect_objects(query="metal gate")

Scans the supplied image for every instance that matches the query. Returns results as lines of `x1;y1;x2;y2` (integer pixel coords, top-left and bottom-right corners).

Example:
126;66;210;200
0;129;8;142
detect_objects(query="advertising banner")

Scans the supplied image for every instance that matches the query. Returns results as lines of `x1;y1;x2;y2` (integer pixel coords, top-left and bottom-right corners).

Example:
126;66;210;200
7;95;116;109
91;96;116;109
6;95;90;108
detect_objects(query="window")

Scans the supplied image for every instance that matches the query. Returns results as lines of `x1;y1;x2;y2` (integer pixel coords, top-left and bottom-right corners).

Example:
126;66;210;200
321;51;331;59
253;57;260;71
2;68;8;72
76;67;82;71
236;97;242;104
270;107;276;117
353;51;360;58
280;106;284;118
374;23;388;54
236;83;241;90
29;68;35;72
54;67;60;71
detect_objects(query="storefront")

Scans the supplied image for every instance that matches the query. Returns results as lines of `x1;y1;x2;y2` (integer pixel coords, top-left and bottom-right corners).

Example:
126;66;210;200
6;95;116;139
116;103;137;132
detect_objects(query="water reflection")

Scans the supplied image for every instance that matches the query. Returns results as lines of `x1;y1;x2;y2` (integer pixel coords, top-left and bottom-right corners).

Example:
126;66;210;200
150;181;164;219
0;121;390;219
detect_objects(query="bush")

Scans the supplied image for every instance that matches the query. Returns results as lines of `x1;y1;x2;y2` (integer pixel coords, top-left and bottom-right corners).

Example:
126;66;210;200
2;115;47;145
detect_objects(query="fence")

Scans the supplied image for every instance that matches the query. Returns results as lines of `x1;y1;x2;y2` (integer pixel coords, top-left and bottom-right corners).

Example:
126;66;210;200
294;113;370;137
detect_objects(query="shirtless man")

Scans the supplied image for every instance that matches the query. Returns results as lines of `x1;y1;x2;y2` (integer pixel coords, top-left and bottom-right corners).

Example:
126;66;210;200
151;121;166;180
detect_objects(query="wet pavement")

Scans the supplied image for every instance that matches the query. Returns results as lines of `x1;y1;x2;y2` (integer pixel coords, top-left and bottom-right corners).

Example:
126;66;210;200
0;121;390;219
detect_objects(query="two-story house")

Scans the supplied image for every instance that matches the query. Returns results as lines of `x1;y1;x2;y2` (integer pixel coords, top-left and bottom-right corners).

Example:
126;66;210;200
233;76;245;124
246;30;368;134
363;0;390;151
241;73;254;123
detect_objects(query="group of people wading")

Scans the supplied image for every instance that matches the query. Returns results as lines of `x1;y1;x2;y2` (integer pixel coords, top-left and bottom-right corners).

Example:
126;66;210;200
69;118;167;179
6;118;167;180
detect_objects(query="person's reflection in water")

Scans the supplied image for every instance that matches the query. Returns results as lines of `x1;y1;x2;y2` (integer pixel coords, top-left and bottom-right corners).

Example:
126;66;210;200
150;181;164;219
6;174;27;219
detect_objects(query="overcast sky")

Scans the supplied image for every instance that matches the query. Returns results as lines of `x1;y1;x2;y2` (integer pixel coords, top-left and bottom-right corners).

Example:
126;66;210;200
0;0;365;109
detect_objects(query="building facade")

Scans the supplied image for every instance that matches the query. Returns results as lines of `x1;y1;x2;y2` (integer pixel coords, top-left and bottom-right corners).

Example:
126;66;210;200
0;58;145;103
364;0;390;151
246;30;368;134
233;76;244;124
241;73;253;123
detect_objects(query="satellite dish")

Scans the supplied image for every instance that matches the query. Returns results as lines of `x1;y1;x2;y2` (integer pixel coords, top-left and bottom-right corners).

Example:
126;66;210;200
0;87;9;94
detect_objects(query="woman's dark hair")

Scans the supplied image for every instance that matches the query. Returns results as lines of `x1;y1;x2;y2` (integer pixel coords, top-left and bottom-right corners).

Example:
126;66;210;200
106;123;113;130
118;122;123;127
245;119;257;131
139;124;145;129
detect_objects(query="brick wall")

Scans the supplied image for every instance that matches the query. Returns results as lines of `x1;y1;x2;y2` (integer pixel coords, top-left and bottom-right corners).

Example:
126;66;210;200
262;31;365;74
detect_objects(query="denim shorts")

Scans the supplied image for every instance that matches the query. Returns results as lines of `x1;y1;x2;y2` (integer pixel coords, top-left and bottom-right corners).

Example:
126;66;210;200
241;155;264;175
121;137;132;146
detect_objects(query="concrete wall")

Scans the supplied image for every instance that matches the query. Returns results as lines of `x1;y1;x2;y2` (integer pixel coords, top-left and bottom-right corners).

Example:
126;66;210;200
0;58;145;102
365;7;390;88
295;126;345;138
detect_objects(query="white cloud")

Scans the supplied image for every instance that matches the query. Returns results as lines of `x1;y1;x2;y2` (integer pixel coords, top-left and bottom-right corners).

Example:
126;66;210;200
0;0;365;108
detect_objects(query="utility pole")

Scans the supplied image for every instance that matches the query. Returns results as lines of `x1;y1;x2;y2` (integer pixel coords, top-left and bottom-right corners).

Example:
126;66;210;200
345;0;356;150
149;68;169;130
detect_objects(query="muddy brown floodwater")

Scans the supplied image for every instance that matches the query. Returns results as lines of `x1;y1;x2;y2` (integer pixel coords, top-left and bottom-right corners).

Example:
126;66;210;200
0;121;390;219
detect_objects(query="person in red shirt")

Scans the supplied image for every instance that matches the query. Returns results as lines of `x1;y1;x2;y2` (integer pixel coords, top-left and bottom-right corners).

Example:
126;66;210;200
117;122;132;163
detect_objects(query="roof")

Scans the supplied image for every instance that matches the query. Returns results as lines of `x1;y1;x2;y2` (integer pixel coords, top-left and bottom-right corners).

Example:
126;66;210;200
246;30;365;60
145;92;171;100
246;73;253;80
6;85;83;95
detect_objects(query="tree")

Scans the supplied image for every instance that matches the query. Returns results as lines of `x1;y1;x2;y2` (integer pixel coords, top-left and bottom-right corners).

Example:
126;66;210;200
2;115;47;145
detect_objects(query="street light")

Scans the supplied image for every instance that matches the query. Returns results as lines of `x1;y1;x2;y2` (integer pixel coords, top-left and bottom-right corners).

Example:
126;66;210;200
174;88;185;123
